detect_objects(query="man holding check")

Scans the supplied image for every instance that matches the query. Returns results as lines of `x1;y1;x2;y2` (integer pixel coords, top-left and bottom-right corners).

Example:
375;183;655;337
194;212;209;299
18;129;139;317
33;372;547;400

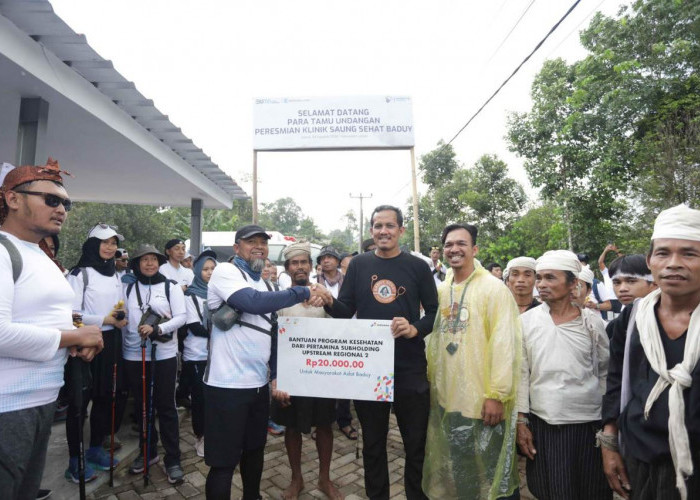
321;205;438;500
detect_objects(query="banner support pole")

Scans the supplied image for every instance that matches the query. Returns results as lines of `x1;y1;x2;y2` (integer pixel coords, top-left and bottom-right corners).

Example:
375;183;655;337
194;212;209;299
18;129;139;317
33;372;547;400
410;147;420;252
252;150;258;224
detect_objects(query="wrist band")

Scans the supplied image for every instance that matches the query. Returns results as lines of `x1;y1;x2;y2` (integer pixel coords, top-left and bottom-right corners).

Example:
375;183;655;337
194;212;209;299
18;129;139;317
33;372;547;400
516;417;529;425
595;430;619;451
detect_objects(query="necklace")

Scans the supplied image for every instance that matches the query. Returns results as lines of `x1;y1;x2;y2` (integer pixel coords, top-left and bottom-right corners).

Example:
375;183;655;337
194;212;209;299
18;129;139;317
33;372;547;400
445;280;469;355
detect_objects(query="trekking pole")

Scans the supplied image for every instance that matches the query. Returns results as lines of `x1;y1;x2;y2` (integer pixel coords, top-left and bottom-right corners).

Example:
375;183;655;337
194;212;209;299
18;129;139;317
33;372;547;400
145;342;157;485
141;338;148;486
109;339;117;487
70;356;87;500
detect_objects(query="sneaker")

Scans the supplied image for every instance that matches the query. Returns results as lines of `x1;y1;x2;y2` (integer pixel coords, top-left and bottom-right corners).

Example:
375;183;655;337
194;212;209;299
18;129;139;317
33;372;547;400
195;436;205;458
165;463;184;484
102;435;123;451
64;457;97;484
128;452;160;474
267;419;285;436
36;489;52;500
86;446;119;471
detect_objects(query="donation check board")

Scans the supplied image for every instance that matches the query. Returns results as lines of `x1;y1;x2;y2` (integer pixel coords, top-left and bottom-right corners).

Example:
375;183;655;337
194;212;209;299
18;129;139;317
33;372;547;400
276;317;395;402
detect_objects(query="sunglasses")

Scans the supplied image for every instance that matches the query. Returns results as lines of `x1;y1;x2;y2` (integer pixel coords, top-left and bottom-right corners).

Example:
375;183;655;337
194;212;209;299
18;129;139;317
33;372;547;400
96;222;119;230
14;190;72;211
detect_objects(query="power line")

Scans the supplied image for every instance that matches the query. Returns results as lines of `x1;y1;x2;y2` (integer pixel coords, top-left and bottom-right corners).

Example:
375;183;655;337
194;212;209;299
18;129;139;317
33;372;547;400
445;0;583;148
350;193;372;253
485;0;537;65
545;0;608;59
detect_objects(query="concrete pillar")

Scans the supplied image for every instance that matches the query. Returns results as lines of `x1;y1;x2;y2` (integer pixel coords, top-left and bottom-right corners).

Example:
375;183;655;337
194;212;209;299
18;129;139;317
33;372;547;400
16;98;49;165
190;198;202;255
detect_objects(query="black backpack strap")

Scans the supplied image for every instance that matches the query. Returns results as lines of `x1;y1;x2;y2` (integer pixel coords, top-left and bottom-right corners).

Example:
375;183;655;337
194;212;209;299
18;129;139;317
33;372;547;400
192;295;204;323
0;234;22;283
134;282;144;308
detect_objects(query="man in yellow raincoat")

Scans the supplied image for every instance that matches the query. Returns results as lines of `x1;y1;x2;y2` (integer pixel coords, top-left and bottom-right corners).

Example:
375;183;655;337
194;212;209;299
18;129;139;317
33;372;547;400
423;223;522;500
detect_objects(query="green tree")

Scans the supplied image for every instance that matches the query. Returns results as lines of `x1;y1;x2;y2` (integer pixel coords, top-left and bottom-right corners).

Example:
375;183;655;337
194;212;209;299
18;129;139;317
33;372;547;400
258;197;303;234
59;203;188;268
418;140;461;189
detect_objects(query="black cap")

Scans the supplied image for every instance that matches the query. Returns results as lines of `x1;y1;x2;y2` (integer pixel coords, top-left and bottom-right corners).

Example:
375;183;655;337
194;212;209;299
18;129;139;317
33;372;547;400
317;245;341;264
236;225;270;242
164;238;185;251
577;253;590;263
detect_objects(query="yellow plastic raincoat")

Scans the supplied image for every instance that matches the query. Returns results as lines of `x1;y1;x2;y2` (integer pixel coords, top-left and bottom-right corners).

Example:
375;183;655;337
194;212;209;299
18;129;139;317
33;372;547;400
423;262;522;499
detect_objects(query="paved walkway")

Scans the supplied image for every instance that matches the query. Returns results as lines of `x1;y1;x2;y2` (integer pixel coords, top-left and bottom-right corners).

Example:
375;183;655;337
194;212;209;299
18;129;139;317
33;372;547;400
37;401;551;500
80;411;538;500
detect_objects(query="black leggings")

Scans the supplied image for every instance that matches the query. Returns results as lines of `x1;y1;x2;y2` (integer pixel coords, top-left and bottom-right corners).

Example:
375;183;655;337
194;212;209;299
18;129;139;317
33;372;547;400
205;446;264;500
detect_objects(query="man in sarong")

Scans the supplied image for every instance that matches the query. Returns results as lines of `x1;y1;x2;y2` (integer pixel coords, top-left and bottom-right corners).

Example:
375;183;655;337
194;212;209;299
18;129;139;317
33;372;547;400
517;250;611;500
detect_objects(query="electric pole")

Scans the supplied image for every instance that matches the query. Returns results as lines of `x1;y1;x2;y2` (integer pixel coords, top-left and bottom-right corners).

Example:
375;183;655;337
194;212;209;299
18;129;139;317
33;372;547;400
350;193;372;253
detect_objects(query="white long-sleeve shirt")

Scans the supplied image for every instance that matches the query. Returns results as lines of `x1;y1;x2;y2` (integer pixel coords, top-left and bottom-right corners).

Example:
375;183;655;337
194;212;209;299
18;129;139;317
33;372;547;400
518;302;609;424
0;231;73;412
122;280;186;361
67;267;124;331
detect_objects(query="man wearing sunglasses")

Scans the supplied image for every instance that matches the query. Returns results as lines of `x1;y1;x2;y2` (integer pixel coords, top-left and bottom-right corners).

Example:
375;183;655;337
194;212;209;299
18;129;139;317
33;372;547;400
0;159;104;500
115;248;131;279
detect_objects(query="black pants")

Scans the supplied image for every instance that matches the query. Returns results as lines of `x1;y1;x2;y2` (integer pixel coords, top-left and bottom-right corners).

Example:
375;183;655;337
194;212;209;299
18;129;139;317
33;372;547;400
182;360;206;437
124;356;181;467
66;392;127;457
626;452;700;500
355;385;430;500
336;399;353;429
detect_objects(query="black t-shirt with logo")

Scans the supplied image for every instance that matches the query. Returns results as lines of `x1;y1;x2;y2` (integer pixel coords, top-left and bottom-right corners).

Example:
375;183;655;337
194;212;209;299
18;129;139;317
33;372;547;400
326;250;438;390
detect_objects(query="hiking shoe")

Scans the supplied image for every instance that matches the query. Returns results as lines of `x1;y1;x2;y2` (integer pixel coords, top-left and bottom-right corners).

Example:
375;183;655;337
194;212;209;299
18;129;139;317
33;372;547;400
267;419;285;436
86;446;119;471
128;452;160;474
102;435;123;451
64;457;97;484
165;464;184;484
195;436;205;458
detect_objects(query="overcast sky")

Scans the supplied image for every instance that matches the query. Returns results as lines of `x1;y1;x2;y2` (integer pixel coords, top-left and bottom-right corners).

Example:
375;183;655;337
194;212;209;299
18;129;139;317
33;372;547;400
50;0;627;233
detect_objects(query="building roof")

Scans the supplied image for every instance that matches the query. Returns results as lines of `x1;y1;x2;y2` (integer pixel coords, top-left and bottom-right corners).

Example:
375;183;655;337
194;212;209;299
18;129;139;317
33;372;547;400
0;0;247;208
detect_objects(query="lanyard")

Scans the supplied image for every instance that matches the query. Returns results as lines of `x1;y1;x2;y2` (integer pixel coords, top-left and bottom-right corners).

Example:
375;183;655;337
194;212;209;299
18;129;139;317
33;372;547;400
446;280;469;354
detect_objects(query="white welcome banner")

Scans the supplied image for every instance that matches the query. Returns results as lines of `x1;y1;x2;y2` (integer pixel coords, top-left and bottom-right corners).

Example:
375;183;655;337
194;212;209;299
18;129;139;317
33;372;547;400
253;95;414;150
276;317;395;402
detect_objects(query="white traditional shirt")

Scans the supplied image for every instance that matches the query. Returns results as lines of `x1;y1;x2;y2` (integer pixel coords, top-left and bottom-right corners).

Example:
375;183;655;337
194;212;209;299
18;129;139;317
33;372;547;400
518;302;609;424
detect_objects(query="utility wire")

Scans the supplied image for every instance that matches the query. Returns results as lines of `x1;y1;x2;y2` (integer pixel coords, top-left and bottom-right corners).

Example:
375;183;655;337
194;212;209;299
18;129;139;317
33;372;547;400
545;0;608;59
485;0;537;65
445;0;583;148
396;0;584;203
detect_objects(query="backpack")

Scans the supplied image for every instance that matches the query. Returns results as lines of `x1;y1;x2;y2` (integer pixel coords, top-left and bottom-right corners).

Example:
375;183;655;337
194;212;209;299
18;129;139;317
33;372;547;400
0;233;22;282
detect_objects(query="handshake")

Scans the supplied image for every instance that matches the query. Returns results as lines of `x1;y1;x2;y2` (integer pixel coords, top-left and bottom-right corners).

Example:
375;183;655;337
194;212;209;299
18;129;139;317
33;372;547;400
306;283;333;307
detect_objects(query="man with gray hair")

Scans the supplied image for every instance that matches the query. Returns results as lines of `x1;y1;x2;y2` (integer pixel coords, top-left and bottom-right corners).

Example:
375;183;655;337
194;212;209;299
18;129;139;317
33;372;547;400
601;204;700;500
203;225;328;500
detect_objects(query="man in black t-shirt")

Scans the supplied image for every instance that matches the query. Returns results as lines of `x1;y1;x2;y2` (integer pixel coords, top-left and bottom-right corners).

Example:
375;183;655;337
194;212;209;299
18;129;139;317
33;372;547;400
322;205;438;500
600;204;700;500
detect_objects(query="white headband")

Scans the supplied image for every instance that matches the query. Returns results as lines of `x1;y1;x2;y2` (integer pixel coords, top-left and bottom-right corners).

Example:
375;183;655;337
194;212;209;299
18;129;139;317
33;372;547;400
536;250;582;274
651;204;700;242
610;271;654;283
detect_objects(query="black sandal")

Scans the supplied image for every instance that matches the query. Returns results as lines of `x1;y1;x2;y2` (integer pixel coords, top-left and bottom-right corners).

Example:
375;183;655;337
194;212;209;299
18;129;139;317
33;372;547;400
340;425;358;440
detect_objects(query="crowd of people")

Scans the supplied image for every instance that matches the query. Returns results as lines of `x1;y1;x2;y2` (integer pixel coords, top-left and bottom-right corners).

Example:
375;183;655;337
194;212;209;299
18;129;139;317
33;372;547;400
0;159;699;500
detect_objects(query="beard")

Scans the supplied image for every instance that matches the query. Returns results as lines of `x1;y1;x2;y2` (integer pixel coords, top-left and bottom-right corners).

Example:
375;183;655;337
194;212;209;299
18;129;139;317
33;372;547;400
293;275;309;286
248;257;265;273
